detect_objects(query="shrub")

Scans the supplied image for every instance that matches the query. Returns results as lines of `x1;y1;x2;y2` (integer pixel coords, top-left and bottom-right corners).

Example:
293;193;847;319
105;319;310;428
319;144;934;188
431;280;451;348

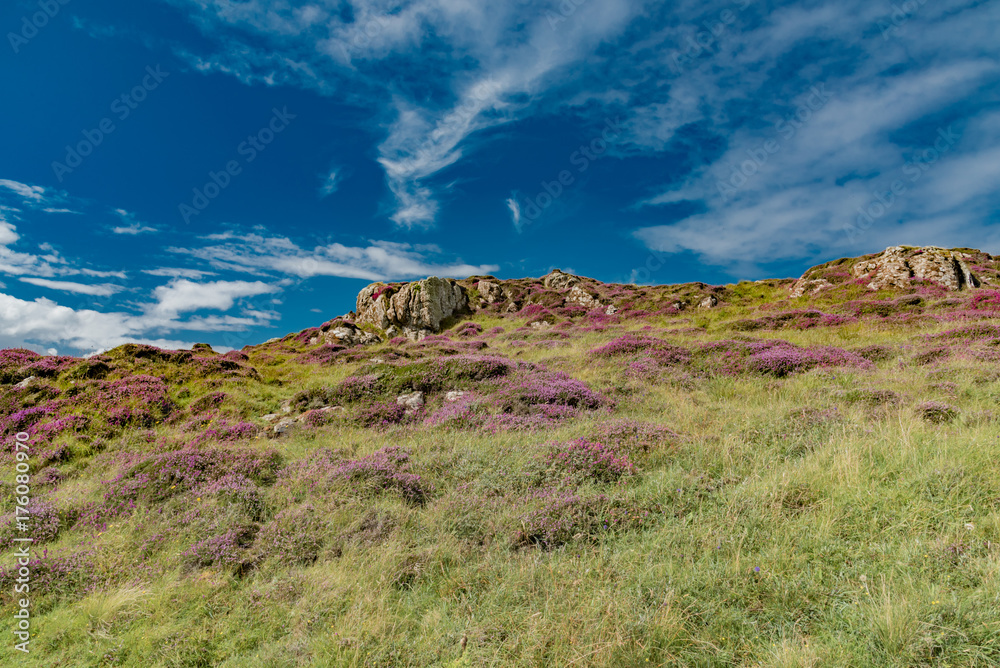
181;526;258;568
589;419;679;455
352;401;409;429
545;439;636;484
513;492;657;549
331;447;431;503
916;401;959;424
494;371;610;413
253;504;325;564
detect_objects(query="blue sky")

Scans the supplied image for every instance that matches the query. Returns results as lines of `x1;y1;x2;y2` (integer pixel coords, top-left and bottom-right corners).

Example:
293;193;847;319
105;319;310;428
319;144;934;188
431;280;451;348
1;0;998;355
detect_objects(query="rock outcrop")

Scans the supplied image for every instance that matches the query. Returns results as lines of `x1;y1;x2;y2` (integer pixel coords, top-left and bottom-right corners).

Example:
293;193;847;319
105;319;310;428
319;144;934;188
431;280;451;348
542;269;579;290
852;246;980;292
476;280;506;305
790;278;834;299
309;321;381;347
356;277;469;340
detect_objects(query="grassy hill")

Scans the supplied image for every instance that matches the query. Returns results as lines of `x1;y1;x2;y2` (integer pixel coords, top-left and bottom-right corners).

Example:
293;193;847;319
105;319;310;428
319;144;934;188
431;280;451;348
3;247;1000;666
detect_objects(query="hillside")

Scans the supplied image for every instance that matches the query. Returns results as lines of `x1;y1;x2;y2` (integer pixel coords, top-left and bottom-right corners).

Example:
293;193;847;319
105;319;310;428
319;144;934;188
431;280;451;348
3;245;1000;666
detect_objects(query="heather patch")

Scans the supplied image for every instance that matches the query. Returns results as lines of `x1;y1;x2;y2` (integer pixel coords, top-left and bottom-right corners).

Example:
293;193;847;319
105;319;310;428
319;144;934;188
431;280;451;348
543;439;636;485
512;491;659;549
0;500;62;544
293;354;526;409
730;310;854;332
329;447;432;504
0;549;98;606
252;503;326;565
181;525;259;569
836;388;901;408
931;323;1000;341
969;290;1000;310
852;344;896;363
913;347;951;365
493;371;610;413
351;401;410;429
588;419;680;456
188;391;227;414
916;401;959;424
590;334;689;366
695;339;872;377
97;446;281;517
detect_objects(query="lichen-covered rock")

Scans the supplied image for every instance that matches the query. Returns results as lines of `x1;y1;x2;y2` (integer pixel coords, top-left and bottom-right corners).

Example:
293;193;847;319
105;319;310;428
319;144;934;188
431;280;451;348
477;280;505;305
542;269;579;290
565;285;603;310
396;391;425;414
310;321;381;347
698;295;719;309
356;277;469;339
852;246;980;291
790;278;834;299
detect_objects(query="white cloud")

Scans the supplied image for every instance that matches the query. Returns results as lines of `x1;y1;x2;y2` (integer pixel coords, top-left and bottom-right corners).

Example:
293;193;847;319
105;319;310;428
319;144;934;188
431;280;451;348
161;0;643;228
142;267;216;279
168;231;499;280
505;196;522;231
319;169;340;197
625;0;1000;266
112;208;157;234
19;277;124;297
0;179;46;202
150;278;279;316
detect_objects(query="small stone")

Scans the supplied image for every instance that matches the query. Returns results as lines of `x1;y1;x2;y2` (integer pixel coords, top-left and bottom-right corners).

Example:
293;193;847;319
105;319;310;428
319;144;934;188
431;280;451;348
396;391;425;413
698;295;719;309
445;390;467;402
14;376;36;389
272;417;298;435
261;413;282;423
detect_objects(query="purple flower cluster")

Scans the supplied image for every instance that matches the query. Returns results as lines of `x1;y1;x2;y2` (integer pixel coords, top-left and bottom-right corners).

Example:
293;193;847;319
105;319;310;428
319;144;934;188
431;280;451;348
455;322;484;337
545;439;636;483
100;445;281;511
331;446;431;503
0;500;61;544
495;371;610;412
181;526;257;568
698;339;872;377
970;290;1000;311
423;393;479;428
352;401;409;429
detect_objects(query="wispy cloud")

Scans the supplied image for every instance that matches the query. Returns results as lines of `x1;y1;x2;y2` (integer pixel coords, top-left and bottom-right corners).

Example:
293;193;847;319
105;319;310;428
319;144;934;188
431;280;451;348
19;277;124;297
168;229;499;281
112;208;158;235
505;196;522;232
319;169;340;198
142;267;216;279
0;179;46;202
